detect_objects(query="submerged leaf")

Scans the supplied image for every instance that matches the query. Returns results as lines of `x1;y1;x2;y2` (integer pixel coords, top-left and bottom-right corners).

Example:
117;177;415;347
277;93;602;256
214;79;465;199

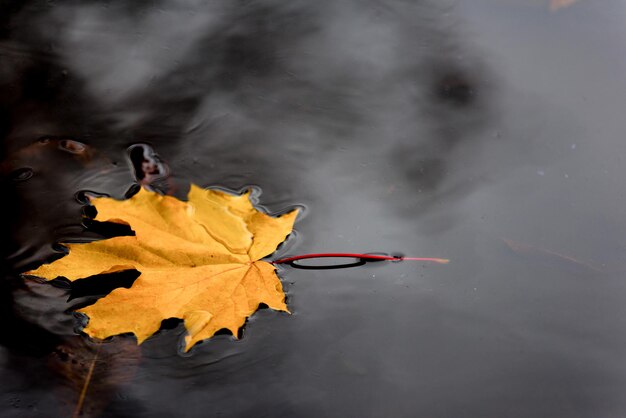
49;337;140;417
27;185;298;351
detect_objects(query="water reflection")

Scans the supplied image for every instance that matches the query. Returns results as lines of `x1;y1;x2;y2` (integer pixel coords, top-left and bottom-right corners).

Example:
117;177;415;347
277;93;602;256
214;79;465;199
7;0;624;417
2;0;494;264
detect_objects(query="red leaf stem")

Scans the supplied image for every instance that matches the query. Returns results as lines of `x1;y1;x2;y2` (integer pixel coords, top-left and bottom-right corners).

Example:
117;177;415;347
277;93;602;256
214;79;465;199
271;253;449;265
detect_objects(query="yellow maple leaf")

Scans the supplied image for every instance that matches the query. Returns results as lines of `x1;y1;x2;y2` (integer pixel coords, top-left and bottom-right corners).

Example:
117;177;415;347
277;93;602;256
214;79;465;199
26;185;298;351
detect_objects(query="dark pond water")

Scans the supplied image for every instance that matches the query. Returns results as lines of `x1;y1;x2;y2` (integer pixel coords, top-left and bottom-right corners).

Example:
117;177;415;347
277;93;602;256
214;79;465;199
3;0;626;416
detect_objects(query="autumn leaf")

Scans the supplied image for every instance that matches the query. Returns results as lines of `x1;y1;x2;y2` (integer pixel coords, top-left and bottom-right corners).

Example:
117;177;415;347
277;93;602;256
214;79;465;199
550;0;580;11
26;185;298;351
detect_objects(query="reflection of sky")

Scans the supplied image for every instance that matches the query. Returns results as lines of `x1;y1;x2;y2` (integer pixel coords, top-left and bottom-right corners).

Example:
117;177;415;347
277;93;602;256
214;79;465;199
4;0;495;265
4;1;626;417
455;0;626;263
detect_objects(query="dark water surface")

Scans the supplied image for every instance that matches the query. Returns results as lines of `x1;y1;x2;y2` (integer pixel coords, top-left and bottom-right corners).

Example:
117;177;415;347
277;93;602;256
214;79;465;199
3;1;626;416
